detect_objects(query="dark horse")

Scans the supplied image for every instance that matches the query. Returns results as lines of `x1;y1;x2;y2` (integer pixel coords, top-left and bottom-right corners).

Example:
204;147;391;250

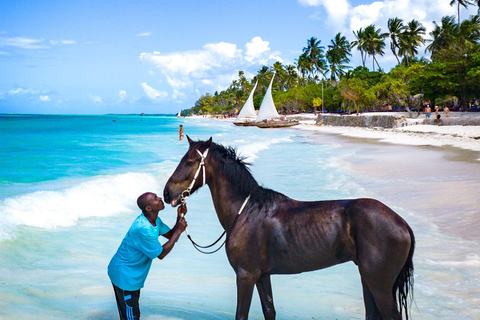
164;137;415;320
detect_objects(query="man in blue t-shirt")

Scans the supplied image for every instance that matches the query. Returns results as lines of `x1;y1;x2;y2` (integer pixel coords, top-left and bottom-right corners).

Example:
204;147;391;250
108;192;187;320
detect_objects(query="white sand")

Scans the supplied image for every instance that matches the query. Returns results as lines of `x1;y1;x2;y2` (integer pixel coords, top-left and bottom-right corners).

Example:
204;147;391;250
294;113;480;156
290;113;480;241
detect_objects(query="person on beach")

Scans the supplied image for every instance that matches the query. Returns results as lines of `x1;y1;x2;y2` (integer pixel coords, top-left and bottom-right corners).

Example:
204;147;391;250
177;124;184;141
424;105;431;118
108;192;187;320
444;105;450;117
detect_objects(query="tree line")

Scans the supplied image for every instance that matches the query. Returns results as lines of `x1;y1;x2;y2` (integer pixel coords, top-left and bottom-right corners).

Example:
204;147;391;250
187;6;480;116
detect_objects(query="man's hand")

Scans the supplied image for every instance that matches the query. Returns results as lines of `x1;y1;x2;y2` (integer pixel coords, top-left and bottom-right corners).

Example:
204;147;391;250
177;216;187;232
177;203;187;218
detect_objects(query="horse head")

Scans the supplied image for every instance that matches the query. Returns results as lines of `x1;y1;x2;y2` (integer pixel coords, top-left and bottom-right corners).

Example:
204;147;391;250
163;136;212;207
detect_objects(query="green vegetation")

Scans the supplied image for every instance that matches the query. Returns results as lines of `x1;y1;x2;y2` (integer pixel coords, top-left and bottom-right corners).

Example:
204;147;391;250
187;10;480;116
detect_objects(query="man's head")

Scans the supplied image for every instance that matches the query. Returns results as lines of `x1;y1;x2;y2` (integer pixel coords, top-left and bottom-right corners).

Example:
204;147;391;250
137;192;165;214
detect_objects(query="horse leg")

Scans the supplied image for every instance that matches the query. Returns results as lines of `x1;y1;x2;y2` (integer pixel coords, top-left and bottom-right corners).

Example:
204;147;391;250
235;270;257;320
256;274;276;320
360;268;402;320
361;280;381;320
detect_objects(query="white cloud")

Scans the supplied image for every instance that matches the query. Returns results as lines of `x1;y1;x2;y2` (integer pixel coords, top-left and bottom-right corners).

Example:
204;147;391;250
140;82;168;101
300;0;479;71
245;36;270;63
172;89;187;101
9;87;38;95
350;2;385;31
118;90;127;102
298;0;322;5
166;75;188;88
39;95;50;102
136;32;152;37
299;0;350;24
139;36;280;100
89;94;102;103
300;0;477;35
50;40;77;45
1;37;48;49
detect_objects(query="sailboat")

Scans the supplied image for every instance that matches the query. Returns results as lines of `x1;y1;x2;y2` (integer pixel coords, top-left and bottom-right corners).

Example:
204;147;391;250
233;81;258;126
177;110;182;118
255;74;298;128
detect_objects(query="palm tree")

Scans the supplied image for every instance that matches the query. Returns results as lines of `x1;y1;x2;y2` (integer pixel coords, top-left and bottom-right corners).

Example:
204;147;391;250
296;52;311;85
388;18;406;65
326;33;352;80
398;20;426;66
272;61;288;91
351;28;367;68
459;14;480;45
450;0;474;23
363;24;388;71
284;64;299;89
426;16;458;57
302;37;326;80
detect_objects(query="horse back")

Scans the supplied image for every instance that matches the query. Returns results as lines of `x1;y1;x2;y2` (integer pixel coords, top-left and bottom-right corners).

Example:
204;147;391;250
229;198;412;276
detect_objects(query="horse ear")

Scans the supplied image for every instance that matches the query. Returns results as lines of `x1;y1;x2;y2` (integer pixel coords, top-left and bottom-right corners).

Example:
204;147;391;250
206;137;212;148
187;135;193;145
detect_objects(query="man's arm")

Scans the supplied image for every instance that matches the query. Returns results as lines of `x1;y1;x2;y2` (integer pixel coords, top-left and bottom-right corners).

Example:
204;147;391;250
162;203;187;240
158;216;187;260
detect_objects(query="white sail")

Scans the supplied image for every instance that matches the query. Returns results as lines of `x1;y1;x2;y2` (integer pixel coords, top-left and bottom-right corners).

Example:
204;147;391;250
256;74;280;122
236;81;258;120
177;110;181;117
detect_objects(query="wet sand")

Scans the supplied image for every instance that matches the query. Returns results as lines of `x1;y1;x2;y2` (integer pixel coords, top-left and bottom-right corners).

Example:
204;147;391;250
306;130;480;242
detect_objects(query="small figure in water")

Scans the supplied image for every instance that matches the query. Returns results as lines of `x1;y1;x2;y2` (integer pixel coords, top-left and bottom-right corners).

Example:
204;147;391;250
177;124;184;141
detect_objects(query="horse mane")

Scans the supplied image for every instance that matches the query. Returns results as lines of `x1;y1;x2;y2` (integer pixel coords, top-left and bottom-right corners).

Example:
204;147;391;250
208;141;289;204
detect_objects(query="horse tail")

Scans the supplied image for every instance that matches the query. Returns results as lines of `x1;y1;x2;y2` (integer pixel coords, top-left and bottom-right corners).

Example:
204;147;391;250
394;224;415;320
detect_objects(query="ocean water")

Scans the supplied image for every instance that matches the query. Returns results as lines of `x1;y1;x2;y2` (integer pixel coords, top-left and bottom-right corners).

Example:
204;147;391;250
0;114;479;320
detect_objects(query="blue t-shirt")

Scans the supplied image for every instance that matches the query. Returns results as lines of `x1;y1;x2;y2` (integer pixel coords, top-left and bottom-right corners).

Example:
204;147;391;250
108;214;171;291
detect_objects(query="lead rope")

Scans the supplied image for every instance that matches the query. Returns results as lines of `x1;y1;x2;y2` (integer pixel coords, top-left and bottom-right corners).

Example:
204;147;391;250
185;195;250;254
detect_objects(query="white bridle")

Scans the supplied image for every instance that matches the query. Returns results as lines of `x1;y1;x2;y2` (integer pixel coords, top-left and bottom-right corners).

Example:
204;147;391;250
178;146;251;253
181;148;209;203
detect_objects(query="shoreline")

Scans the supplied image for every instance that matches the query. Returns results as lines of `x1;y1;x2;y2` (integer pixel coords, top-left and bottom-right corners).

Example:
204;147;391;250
304;130;480;242
291;115;480;242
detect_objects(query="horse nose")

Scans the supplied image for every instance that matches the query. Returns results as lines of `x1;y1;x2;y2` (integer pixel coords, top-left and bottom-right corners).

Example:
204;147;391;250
163;187;170;203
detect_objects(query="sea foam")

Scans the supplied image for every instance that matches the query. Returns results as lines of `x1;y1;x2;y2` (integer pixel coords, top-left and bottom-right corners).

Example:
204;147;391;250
0;171;166;242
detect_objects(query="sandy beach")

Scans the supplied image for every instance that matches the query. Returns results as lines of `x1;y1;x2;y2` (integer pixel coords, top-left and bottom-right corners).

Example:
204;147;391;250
291;113;480;242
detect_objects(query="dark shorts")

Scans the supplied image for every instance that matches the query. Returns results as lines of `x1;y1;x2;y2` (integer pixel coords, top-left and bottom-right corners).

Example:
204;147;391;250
112;283;141;320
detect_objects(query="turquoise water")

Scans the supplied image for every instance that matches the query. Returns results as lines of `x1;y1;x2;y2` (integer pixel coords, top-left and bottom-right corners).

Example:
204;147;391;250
0;115;479;319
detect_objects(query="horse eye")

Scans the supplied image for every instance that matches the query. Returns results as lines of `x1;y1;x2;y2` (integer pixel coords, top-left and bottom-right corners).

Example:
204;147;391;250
186;160;194;166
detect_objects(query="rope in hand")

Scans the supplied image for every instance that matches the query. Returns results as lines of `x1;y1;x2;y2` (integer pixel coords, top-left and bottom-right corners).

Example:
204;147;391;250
180;195;250;254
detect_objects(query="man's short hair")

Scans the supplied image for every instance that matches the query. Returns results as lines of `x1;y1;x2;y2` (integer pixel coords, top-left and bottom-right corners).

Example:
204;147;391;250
137;192;152;212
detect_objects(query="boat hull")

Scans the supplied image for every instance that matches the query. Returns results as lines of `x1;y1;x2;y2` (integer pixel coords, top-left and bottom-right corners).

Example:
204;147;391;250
233;121;257;127
255;119;299;128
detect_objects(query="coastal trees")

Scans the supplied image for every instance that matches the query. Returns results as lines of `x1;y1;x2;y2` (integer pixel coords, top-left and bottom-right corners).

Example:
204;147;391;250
388;18;405;65
302;37;327;81
362;24;388;71
326;33;352;80
426;14;480;106
188;12;480;115
427;16;458;57
352;28;367;68
450;0;474;23
398;20;426;66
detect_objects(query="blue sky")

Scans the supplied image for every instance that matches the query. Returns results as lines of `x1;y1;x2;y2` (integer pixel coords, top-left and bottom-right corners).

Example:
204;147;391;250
1;0;478;114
